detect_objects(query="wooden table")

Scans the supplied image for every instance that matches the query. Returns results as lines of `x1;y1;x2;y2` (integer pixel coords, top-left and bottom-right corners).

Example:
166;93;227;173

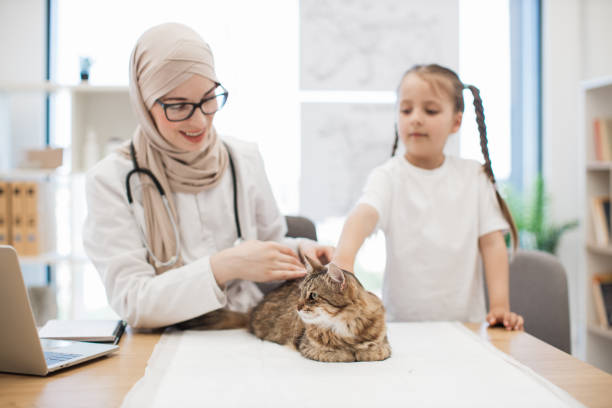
1;324;611;408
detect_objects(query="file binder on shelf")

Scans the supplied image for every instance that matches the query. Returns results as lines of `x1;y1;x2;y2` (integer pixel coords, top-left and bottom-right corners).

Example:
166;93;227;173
1;174;57;260
0;181;10;245
10;182;26;254
23;182;39;256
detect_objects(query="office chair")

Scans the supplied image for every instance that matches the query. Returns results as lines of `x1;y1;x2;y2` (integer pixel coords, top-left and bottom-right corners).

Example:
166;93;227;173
285;215;317;241
486;249;571;353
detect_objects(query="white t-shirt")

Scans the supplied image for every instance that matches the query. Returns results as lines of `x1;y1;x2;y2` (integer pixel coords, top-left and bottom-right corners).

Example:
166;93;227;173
358;155;509;323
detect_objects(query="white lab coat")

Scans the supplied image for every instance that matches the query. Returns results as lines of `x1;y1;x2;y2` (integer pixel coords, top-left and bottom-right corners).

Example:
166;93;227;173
83;136;301;328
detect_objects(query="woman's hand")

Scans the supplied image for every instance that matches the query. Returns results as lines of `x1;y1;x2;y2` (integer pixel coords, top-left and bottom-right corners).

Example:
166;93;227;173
299;241;335;265
486;307;524;331
210;240;306;287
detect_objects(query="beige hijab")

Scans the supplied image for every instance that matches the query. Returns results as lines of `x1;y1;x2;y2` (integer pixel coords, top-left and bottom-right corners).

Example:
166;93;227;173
120;23;228;273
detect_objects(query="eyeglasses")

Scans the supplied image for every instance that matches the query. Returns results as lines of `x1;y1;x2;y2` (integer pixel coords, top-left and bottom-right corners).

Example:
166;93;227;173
156;83;228;122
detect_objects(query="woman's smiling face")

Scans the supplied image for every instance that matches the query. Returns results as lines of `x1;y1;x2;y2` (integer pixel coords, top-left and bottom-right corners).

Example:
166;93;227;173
397;73;462;169
149;74;218;152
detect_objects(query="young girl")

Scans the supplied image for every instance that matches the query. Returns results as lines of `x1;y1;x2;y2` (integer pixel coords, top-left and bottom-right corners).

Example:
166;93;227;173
333;64;524;330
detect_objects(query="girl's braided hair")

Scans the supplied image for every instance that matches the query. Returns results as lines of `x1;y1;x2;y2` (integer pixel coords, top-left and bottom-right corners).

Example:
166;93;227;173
392;64;518;249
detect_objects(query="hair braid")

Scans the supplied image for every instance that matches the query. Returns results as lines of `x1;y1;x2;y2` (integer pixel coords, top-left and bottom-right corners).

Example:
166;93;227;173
466;85;495;182
466;84;518;250
391;124;399;157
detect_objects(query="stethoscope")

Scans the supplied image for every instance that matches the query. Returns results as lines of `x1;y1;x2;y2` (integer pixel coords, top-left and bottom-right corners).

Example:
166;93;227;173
125;141;242;268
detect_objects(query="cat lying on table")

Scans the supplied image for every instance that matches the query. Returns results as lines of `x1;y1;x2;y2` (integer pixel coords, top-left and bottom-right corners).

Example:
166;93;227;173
176;256;391;363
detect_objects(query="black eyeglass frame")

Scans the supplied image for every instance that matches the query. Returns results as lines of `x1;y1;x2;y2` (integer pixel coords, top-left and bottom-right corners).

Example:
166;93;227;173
155;83;229;122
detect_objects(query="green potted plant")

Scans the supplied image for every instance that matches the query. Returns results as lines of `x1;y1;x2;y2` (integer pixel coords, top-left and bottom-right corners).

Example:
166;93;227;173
501;175;578;254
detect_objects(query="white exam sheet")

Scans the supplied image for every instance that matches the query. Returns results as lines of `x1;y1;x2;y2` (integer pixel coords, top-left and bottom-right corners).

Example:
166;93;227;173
121;322;584;407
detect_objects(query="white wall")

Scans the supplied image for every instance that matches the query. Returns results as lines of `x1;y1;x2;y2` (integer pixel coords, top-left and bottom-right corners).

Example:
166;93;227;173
0;0;45;82
0;0;46;169
582;0;612;80
543;0;612;358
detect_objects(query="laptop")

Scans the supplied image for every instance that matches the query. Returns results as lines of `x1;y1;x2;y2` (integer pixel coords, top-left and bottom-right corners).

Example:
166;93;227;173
0;245;118;376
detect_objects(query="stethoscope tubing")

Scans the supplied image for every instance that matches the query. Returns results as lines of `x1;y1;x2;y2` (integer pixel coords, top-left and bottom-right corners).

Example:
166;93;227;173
226;145;242;241
125;141;242;268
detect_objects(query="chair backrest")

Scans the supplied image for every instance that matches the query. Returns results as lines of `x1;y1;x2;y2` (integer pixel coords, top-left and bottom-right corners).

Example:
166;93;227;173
486;250;571;353
285;215;317;241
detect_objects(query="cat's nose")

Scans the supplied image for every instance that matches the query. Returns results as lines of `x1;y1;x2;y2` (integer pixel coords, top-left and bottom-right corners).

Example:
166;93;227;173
297;302;304;311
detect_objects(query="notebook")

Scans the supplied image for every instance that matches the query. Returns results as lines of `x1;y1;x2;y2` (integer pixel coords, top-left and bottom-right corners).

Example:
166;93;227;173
39;319;127;344
0;245;119;376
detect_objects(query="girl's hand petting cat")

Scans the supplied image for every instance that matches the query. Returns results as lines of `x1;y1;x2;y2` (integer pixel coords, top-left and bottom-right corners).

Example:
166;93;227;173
210;240;306;287
299;241;335;265
486;307;524;331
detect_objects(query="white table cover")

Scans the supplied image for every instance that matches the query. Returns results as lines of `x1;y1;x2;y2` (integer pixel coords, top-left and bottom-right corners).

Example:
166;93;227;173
121;322;584;407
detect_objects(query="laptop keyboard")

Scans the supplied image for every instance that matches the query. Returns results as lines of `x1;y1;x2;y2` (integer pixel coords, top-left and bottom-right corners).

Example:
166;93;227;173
44;351;83;365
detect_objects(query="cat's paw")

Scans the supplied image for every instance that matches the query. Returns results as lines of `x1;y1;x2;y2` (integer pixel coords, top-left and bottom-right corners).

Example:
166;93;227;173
354;342;392;361
300;346;355;362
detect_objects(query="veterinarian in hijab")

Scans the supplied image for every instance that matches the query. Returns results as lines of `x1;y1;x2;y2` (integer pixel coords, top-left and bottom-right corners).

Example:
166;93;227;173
83;22;332;329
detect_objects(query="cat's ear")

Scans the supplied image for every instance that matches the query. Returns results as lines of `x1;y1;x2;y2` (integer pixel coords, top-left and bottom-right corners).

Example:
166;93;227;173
303;254;321;274
327;263;346;291
297;244;306;265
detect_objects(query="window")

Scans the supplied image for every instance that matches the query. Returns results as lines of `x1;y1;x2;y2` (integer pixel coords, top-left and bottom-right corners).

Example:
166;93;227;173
460;0;542;190
459;0;512;180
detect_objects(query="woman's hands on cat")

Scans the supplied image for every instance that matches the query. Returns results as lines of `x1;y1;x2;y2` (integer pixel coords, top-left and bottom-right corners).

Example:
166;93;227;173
486;307;524;331
210;240;306;287
299;240;335;265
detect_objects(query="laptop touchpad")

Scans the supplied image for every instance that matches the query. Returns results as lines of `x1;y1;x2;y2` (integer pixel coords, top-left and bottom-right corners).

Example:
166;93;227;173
41;339;77;349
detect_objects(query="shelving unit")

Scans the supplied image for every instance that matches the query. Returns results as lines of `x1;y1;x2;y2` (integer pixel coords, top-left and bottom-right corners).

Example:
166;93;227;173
0;82;133;321
581;76;612;373
0;81;134;172
69;85;133;172
0;82;134;255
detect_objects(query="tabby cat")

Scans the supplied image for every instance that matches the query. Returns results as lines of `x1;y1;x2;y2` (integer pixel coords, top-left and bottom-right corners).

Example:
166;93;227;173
248;256;391;362
174;256;391;362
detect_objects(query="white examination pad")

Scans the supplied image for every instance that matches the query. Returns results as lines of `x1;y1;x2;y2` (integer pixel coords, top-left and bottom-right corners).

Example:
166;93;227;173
122;322;584;407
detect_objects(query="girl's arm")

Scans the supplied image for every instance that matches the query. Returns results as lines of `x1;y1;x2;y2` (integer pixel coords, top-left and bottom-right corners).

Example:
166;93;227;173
480;230;524;330
332;203;379;272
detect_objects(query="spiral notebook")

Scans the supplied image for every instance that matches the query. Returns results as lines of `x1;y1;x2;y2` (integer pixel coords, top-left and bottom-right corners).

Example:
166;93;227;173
39;319;127;344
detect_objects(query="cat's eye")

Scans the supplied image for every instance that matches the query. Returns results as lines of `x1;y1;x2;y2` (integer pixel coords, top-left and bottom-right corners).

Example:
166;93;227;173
309;292;318;300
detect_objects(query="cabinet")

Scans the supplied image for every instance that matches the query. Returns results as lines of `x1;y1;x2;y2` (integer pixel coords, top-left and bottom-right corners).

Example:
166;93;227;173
581;76;612;373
